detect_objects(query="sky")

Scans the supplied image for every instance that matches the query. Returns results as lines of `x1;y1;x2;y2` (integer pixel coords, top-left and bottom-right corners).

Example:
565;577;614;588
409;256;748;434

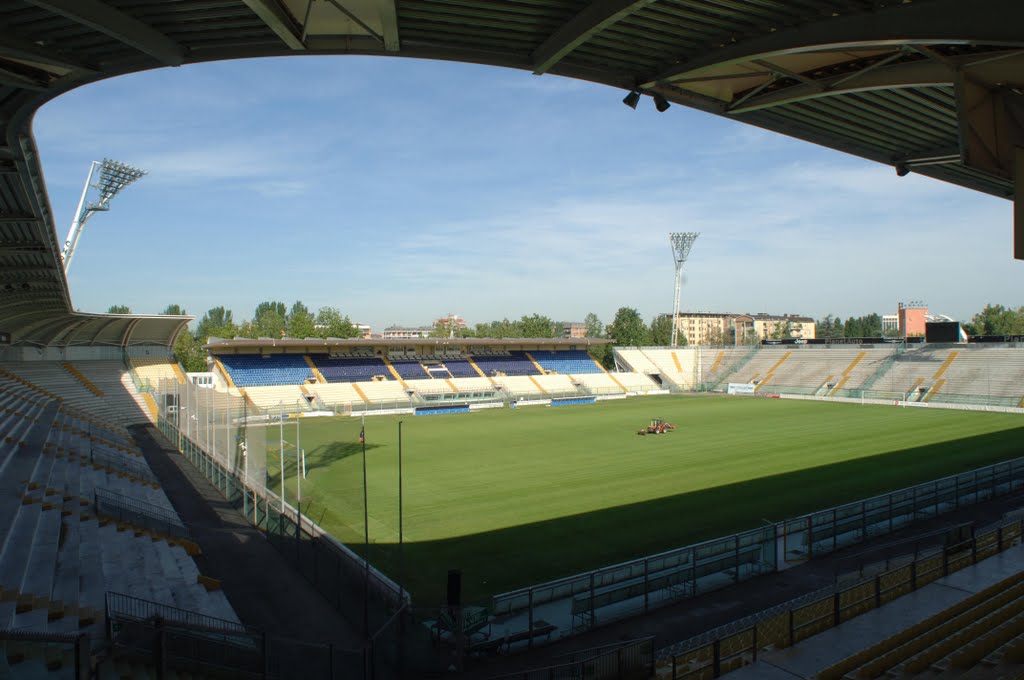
32;55;1020;331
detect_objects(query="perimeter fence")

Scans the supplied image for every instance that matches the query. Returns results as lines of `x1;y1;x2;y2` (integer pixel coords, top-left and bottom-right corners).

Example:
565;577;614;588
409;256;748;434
656;515;1023;679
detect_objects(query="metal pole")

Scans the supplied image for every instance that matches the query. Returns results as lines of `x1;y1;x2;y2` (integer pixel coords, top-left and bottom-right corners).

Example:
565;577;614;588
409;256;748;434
398;420;404;606
362;413;370;640
279;402;285;512
61;160;99;271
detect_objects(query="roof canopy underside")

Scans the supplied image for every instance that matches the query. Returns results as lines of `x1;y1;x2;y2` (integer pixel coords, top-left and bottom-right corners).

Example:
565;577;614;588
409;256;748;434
0;0;1021;348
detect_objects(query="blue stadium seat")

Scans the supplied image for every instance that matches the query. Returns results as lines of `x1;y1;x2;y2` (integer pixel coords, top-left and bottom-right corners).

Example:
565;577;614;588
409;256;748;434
470;352;540;377
531;350;602;375
217;355;313;387
309;355;389;383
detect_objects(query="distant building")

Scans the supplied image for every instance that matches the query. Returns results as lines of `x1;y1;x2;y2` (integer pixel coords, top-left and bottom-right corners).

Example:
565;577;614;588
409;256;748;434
382;325;432;339
433;313;467;333
354;323;372;339
668;311;815;345
561;321;587;338
882;314;899;333
898;301;928;337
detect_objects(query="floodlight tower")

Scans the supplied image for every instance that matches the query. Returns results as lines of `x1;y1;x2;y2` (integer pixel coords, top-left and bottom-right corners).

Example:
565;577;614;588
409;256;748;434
669;232;699;347
61;158;146;273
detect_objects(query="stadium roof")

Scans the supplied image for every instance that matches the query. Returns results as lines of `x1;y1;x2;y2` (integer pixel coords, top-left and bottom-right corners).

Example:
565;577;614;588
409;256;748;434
1;0;1022;347
205;336;613;351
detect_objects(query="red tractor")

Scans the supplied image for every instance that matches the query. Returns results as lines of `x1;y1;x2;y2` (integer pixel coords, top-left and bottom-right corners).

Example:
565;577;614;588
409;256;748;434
637;418;676;435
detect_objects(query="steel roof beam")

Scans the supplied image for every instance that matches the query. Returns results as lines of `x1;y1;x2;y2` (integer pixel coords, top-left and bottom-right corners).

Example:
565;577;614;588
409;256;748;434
240;0;306;50
23;0;185;67
727;60;951;115
644;0;1024;88
532;0;658;75
0;29;98;75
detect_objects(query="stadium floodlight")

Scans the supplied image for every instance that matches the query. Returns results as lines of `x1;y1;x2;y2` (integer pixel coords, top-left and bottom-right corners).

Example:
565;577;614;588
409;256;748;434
622;90;641;109
61;158;146;273
669;232;699;348
653;93;671;112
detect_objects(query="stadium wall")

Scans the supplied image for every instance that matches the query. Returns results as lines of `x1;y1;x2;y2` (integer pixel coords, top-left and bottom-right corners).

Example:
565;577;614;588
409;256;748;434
778;392;1024;415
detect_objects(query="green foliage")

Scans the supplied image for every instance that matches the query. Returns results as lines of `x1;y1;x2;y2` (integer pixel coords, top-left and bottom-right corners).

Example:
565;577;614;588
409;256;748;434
245;301;287;338
606;307;649;347
970;304;1024;336
770;319;793;339
518;313;558;338
107;305;131;314
162;304;186;316
287;301;316;339
844;313;882;338
584;312;603;339
172;329;207;373
196;306;236;342
314;307;360;339
649;314;675;346
269;398;1023;603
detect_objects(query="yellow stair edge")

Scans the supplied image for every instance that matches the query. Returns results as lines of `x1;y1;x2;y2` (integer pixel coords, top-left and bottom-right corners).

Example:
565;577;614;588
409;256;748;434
932;350;960;380
142;393;158;421
352;383;370;404
381;357;410;389
303;355;327;384
524;352;547;375
171;362;188;385
589;353;627;393
528;376;548;395
62;362;104;397
212;358;236;389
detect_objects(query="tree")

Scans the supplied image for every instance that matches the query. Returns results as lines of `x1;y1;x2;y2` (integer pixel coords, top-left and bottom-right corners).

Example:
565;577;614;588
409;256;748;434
287;301;316;339
606;307;649;347
196;306;236;342
816;314;836;339
584;312;603;338
172;328;207;373
107;305;131;314
162;304;185;316
314;307;359;338
519;314;558;338
770;319;793;339
970;304;1024;336
649;314;674;346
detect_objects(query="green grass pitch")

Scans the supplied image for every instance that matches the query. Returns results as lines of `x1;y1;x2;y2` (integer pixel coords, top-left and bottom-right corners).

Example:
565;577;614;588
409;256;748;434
264;396;1023;605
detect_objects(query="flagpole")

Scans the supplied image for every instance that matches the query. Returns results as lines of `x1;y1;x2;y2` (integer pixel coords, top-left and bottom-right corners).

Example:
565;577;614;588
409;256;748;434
361;413;370;640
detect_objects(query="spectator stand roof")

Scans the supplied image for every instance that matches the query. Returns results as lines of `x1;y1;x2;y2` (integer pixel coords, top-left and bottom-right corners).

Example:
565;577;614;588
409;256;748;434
1;0;1022;347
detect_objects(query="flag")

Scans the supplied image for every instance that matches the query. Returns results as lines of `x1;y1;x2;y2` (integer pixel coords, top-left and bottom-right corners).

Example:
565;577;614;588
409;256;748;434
359;426;365;444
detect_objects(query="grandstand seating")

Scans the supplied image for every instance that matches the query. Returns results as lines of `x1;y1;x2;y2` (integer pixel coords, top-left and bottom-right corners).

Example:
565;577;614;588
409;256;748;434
406;378;455;396
445;359;481;378
613;372;659;392
615;348;661;376
242;385;309;412
357;380;410;404
530;350;602;375
928;347;1024;405
471;352;541;377
637;349;697;389
309;355;388;383
129;356;184;389
533;374;577;395
494;375;546;398
307;382;366;407
390;359;431;380
2;362;148;425
0;372;239;659
217;354;313;387
450;377;496;393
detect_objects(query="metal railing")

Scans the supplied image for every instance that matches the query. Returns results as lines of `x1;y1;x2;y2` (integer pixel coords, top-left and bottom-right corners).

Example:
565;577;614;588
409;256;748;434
87;446;158;483
94;488;190;539
0;629;89;680
657;516;1023;679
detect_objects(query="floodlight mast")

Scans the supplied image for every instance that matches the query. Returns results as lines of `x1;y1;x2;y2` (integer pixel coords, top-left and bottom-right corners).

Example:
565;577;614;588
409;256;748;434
669;232;699;347
61;158;146;273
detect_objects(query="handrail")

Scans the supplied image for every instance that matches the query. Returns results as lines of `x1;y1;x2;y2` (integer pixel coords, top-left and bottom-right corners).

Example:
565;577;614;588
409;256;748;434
94;487;189;538
106;592;251;635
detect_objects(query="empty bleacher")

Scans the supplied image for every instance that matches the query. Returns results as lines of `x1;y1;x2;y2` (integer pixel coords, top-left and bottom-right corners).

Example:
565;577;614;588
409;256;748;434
530;350;602;375
309;355;388;383
472;352;541;377
0;371;240;671
3;362;149;425
217;354;313;387
444;359;482;378
129;356;184;389
242;385;309;412
307;382;366;407
389;359;431;381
